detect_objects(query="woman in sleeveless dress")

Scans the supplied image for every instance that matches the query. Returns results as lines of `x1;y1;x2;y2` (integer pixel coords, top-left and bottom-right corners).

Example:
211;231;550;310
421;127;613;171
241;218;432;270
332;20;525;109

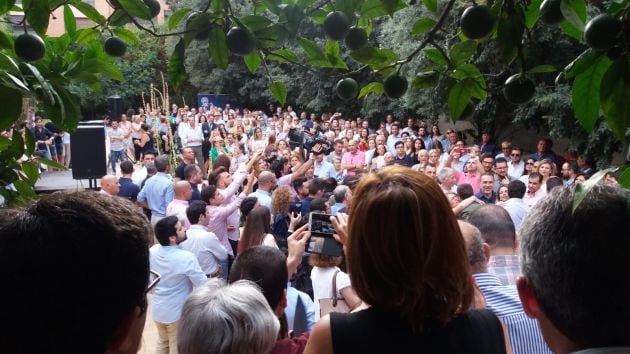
304;166;511;354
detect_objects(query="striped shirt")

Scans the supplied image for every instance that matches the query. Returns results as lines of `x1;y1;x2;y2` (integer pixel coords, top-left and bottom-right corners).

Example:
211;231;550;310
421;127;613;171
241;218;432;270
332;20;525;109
473;272;552;354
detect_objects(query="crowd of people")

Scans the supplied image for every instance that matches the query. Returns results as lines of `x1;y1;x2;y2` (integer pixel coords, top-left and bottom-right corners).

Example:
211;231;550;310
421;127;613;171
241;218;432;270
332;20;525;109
1;103;628;354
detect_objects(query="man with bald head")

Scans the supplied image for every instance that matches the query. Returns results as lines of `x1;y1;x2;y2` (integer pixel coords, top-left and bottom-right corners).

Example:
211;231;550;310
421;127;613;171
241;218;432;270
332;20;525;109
248;170;276;212
166;181;193;229
459;221;551;354
100;175;120;196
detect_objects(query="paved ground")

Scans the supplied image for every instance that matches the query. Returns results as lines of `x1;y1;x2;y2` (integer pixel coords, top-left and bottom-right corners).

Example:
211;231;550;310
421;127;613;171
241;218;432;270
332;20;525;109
139;297;159;354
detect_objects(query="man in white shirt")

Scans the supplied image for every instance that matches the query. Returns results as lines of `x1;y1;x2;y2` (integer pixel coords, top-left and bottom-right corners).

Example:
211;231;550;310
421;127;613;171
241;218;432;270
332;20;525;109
507;147;525;179
179;116;206;178
181;201;228;278
150;216;207;354
501;180;529;231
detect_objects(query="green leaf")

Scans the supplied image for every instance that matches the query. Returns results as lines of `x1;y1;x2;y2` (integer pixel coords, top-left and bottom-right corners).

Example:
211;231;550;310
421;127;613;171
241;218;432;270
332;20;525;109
267;49;300;63
0;53;19;75
63;5;76;36
253;24;280;49
0;86;23;131
20;162;39;185
572;167;616;212
360;0;407;19
452;63;482;80
448;79;474;120
380;0;400;16
565;49;597;79
11;128;24;159
168;8;192;31
109;9;132;26
572;54;611;132
560;0;586;32
560;20;582;40
0;0;16;15
24;128;35;156
497;16;521;67
525;0;542;28
6;73;29;92
423;0;437;13
243;51;262;73
359;82;384;98
310;8;327;24
113;27;139;45
0;30;12;50
600;58;630;142
169;39;186;89
449;40;477;65
118;0;151;20
350;46;399;66
240;15;272;31
618;165;630;189
412;71;439;89
209;26;228;70
38;157;66;170
24;0;50;36
75;28;100;44
71;2;106;25
325;39;348;69
527;64;558;74
269;81;287;107
412;18;436;37
297;37;326;62
0;136;11;150
12;179;36;199
423;48;448;68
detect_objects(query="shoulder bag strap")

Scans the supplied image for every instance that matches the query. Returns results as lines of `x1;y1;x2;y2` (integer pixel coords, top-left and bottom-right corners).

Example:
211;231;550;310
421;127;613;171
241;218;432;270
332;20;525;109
331;270;340;306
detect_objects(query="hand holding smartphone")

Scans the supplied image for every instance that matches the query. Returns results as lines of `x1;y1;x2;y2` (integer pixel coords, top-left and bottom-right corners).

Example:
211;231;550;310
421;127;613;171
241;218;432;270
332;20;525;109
307;213;343;256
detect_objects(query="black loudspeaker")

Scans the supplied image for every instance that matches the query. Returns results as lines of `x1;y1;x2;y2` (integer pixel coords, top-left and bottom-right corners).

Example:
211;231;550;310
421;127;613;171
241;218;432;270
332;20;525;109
107;95;123;120
71;125;107;180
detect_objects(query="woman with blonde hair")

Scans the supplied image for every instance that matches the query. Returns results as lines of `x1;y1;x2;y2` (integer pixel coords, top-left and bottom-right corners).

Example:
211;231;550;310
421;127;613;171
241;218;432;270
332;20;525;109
309;253;361;321
305;165;510;354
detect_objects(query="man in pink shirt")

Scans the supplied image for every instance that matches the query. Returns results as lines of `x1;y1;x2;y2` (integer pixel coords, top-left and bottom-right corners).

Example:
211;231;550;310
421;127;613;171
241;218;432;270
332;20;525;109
523;172;546;208
166;181;193;229
341;139;365;176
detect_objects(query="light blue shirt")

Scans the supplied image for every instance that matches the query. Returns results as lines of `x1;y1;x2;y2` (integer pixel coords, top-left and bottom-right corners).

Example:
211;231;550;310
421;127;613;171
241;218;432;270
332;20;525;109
474;272;552;354
285;284;316;334
386;134;401;153
314;160;336;179
138;172;174;217
149;244;207;323
249;189;272;213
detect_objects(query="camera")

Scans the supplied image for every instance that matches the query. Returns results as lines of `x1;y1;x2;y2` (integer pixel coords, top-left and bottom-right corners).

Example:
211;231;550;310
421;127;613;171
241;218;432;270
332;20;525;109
288;128;333;155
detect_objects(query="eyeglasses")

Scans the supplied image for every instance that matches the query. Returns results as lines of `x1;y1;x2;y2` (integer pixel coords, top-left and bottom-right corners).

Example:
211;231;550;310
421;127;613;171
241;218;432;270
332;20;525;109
511;153;520;157
146;270;161;293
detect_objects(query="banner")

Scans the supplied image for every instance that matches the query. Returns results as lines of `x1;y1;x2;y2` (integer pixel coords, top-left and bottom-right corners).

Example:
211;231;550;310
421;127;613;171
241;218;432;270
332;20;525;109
197;93;232;112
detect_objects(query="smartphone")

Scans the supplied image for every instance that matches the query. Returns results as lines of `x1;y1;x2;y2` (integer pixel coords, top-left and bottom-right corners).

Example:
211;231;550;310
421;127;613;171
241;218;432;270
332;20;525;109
307;213;343;256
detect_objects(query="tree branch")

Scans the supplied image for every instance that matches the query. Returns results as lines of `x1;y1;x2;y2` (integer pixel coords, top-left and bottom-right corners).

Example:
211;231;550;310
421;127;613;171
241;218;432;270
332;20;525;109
262;49;321;74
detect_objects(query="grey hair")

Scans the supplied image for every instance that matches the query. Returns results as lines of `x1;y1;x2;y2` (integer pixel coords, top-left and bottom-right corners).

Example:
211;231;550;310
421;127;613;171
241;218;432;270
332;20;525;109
333;185;350;203
154;154;170;172
520;184;630;346
437;167;453;184
178;279;280;354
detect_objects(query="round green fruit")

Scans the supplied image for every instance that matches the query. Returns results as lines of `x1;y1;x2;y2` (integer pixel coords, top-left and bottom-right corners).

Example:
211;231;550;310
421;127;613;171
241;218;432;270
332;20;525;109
324;11;350;41
383;74;408;99
345;27;368;50
14;33;45;62
226;27;256;56
335;78;359;100
584;14;622;51
144;0;161;18
460;5;495;39
104;37;127;57
503;74;536;105
539;0;564;25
